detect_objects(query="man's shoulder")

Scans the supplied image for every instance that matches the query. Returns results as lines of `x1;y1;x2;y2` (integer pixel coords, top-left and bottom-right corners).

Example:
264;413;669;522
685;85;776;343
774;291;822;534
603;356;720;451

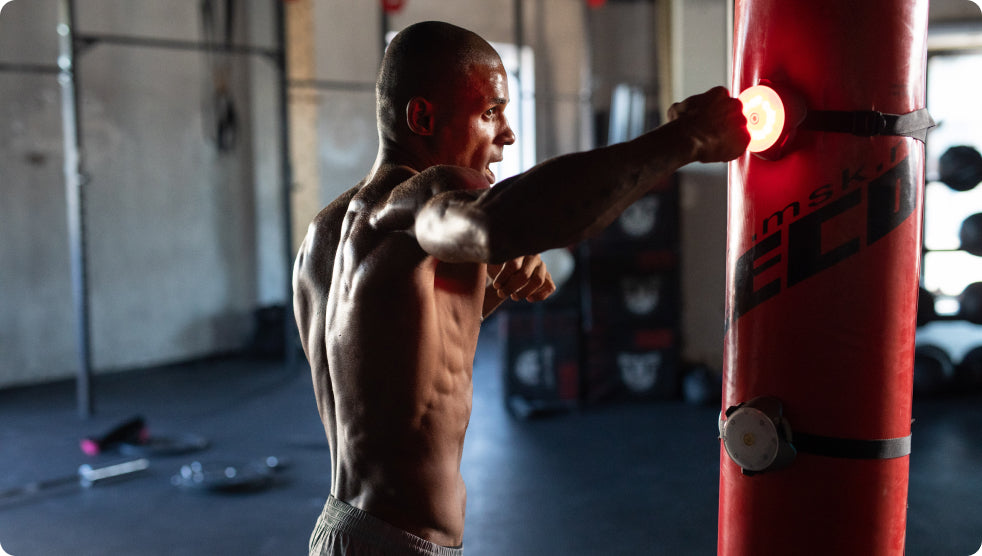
378;164;489;196
295;186;357;271
308;185;361;234
361;163;488;206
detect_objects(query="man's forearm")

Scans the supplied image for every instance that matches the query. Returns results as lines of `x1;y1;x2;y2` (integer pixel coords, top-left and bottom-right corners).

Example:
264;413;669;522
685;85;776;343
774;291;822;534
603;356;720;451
477;118;696;262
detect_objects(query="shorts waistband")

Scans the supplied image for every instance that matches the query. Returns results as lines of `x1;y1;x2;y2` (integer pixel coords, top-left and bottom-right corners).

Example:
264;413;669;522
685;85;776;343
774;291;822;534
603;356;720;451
322;496;464;556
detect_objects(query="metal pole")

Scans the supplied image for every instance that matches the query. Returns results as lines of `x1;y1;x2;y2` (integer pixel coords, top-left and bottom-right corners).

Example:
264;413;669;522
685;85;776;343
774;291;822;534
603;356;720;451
275;0;298;370
513;0;526;171
0;62;60;75
58;0;93;418
73;33;278;58
380;7;389;63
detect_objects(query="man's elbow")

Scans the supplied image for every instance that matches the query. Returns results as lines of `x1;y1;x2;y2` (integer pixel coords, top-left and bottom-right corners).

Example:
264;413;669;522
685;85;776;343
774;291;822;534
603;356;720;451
415;205;492;263
417;227;492;263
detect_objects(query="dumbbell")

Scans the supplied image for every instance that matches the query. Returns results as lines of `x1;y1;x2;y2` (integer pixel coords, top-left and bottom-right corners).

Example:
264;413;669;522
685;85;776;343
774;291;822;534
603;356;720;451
955;346;982;392
913;344;954;397
917;287;937;327
939;145;982;192
80;416;148;456
958;282;982;325
920;283;982;327
959;213;982;257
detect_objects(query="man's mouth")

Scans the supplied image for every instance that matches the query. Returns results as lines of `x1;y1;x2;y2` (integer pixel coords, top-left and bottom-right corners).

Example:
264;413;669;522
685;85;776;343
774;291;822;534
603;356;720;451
486;157;503;185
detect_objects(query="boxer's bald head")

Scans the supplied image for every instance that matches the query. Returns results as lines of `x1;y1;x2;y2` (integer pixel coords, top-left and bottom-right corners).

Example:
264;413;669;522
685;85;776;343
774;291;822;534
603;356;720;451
376;21;504;139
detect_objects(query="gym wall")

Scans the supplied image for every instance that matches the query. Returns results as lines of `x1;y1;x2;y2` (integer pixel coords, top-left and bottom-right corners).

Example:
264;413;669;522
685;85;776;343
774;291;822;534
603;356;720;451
0;0;283;387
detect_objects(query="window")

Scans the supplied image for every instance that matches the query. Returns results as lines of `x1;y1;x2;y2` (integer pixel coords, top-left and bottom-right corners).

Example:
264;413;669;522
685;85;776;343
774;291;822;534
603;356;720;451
488;41;536;181
923;52;982;315
917;50;982;362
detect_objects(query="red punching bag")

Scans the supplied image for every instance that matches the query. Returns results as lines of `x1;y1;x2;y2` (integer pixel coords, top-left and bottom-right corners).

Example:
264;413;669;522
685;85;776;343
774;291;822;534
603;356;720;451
719;1;931;554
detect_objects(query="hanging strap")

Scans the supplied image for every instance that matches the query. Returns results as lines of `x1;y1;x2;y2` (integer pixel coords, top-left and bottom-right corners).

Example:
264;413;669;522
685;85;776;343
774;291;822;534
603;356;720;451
793;432;912;460
802;108;935;142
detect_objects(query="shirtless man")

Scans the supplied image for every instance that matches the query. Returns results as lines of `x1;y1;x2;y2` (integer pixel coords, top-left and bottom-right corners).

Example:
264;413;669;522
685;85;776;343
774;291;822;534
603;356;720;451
293;20;748;555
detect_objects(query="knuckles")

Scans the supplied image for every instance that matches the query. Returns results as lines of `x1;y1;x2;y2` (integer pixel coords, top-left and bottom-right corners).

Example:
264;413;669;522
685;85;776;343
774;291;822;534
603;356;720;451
491;255;557;301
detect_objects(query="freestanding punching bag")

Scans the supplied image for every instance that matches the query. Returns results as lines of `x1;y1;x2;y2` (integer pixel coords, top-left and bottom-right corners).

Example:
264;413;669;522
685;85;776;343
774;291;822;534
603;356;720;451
719;1;931;554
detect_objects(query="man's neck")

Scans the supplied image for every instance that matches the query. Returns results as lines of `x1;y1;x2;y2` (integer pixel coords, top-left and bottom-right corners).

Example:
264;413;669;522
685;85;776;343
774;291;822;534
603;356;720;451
375;136;435;175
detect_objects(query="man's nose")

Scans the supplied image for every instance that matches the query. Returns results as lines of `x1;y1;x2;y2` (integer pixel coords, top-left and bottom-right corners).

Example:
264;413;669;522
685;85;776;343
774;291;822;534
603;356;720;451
499;119;516;145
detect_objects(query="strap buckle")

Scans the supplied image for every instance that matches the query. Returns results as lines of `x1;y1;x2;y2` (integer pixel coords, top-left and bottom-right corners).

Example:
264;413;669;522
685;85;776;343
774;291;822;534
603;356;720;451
850;110;888;136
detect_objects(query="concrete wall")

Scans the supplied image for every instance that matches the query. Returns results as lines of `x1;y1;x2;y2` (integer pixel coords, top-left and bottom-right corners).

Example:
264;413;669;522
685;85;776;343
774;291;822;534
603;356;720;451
0;1;74;384
0;0;280;386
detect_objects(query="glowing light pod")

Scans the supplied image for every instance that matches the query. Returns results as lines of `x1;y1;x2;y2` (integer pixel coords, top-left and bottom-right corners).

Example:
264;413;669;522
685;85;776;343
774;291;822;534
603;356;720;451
738;82;805;160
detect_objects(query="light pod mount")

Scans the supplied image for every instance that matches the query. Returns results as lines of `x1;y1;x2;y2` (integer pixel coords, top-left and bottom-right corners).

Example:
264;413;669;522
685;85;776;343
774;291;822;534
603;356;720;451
738;81;806;161
719;396;796;476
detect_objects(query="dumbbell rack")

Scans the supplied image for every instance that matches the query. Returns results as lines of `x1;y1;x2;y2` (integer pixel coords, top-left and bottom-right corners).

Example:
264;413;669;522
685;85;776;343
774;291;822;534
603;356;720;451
914;145;982;396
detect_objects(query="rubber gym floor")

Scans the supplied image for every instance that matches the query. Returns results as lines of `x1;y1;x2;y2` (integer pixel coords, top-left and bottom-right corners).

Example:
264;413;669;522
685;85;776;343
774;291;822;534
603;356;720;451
1;321;980;556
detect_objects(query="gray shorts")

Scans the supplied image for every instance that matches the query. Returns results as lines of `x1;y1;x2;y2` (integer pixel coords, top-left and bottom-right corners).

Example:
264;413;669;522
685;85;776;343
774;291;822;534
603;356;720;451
309;495;464;556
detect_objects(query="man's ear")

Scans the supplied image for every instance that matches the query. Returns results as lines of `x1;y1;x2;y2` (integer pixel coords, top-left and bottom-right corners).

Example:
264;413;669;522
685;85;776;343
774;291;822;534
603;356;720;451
407;97;435;136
